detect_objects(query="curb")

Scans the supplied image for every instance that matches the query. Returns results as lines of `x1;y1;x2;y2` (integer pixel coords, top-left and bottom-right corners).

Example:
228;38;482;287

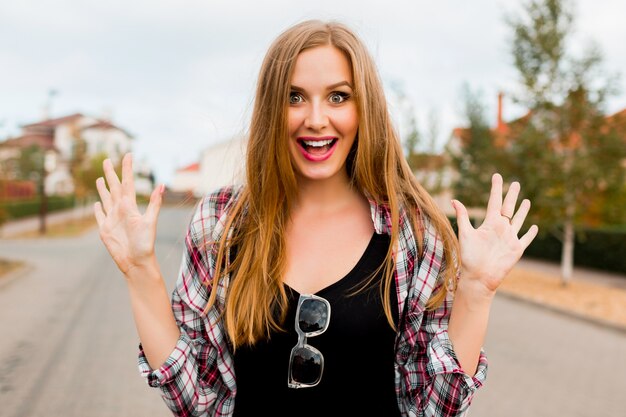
497;290;626;335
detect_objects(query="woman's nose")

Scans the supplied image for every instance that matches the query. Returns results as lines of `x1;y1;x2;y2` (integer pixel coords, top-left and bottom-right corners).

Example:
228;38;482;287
304;100;328;130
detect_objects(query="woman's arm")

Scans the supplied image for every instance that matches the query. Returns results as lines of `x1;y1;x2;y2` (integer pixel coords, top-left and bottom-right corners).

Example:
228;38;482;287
125;257;181;369
448;173;538;376
94;153;179;369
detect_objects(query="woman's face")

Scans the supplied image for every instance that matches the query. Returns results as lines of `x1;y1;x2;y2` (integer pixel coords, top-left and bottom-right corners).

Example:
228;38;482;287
287;45;358;185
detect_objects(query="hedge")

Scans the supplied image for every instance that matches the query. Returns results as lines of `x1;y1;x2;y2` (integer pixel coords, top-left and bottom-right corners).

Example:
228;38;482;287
0;195;76;221
447;217;626;275
523;227;626;274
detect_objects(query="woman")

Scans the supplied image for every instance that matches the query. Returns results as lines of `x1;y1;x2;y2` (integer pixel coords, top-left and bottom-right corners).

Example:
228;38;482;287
94;19;538;417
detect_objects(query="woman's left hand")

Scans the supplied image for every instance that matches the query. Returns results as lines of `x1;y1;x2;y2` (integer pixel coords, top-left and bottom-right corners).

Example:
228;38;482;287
451;173;539;297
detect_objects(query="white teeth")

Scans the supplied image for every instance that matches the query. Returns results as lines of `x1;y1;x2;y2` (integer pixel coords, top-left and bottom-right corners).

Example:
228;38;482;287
303;139;334;147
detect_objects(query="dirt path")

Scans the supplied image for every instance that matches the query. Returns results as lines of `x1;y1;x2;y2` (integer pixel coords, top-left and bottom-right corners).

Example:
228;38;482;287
500;263;626;330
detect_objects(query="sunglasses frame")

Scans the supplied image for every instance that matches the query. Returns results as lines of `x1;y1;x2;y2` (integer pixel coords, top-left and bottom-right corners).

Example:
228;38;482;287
287;293;331;388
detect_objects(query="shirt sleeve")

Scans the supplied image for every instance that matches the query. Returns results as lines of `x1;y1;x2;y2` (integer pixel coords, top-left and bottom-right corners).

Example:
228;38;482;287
136;190;237;417
414;282;488;416
399;218;488;417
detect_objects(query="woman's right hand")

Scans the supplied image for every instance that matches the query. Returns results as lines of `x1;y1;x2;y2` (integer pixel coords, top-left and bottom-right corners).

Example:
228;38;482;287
94;153;164;277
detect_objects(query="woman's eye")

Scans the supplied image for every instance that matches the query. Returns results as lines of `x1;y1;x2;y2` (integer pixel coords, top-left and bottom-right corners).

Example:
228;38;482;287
289;92;303;104
329;92;350;104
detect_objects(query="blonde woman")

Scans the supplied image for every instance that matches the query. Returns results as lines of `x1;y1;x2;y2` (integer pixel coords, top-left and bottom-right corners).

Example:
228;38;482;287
94;19;538;417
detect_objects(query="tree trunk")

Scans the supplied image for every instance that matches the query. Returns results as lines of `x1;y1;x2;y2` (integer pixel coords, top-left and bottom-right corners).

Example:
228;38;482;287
38;168;48;235
560;218;574;285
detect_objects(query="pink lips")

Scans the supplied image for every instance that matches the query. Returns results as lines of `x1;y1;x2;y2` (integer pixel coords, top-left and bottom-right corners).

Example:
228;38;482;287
297;136;338;161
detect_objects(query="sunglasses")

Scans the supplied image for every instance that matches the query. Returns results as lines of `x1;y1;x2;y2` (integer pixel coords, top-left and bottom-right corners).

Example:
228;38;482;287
287;293;331;388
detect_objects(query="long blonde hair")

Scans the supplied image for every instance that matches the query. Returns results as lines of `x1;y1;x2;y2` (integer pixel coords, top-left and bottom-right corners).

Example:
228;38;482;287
207;19;459;349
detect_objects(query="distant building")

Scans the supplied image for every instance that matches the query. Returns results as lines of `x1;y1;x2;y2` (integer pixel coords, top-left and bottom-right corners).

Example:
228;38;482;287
197;136;247;196
0;113;142;196
170;162;201;195
171;136;247;198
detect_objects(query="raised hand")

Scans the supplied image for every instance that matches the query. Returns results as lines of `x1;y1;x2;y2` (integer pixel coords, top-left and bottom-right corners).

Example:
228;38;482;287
451;173;539;295
93;153;164;276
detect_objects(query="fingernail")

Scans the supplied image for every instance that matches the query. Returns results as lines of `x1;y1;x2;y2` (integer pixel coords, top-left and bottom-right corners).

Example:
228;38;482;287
160;184;165;194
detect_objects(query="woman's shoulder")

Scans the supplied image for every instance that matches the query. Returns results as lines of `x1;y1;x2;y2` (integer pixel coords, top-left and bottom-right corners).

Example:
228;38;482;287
185;184;245;236
194;184;245;216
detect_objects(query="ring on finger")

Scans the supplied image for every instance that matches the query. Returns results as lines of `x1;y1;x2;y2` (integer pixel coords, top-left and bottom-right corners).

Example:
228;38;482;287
501;213;513;224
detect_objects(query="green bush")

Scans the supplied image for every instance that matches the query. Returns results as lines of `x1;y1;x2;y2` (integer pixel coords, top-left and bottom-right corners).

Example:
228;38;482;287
516;227;626;274
0;195;76;220
447;216;626;274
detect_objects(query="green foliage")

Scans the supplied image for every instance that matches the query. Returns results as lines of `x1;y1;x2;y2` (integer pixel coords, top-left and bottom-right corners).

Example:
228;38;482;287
448;215;626;274
504;0;626;229
448;84;506;206
509;0;573;107
523;227;626;274
404;114;421;160
0;206;7;227
0;195;76;220
17;145;44;181
71;152;121;200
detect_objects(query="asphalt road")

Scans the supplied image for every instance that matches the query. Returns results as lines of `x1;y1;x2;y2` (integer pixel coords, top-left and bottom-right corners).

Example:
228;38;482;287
0;206;624;417
0;205;194;417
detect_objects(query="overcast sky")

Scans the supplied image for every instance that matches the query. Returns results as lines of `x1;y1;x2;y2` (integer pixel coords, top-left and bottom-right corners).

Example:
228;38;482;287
1;0;625;185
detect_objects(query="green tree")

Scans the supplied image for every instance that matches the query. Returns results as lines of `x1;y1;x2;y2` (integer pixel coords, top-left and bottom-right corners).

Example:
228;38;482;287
447;84;505;207
81;152;114;196
404;113;421;161
506;0;626;283
17;145;45;182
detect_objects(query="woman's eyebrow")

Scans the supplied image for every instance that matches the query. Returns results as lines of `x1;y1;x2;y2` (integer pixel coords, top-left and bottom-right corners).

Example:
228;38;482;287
290;81;354;92
327;81;353;90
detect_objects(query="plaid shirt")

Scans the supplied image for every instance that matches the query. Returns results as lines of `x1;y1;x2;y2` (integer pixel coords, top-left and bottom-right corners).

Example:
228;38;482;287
138;185;488;416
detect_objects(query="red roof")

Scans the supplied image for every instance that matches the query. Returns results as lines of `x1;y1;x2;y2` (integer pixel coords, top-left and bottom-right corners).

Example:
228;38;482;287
21;113;84;128
178;162;200;172
0;133;57;151
19;113;134;139
82;120;133;138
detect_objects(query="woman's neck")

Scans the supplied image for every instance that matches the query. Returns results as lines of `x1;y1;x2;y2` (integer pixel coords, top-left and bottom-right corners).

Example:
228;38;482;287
293;173;363;215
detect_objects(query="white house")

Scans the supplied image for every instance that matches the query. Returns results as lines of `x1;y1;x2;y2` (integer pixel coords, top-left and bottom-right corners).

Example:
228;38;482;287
170;162;201;194
21;113;133;164
0;113;139;196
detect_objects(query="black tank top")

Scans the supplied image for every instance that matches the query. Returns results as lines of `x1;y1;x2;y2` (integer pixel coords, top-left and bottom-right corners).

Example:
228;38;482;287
232;232;401;417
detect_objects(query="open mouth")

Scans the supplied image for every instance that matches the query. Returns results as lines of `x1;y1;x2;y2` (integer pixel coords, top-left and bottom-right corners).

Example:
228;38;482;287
297;138;338;155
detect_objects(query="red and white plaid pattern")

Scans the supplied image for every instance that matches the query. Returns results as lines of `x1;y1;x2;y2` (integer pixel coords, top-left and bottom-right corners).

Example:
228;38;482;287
138;185;488;416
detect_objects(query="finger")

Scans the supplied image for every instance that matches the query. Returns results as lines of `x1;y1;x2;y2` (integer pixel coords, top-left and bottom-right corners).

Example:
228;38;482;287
485;173;504;220
103;158;122;198
451;199;473;235
96;177;112;214
121;153;138;208
511;199;531;234
519;224;539;249
94;202;106;227
145;184;165;222
501;181;520;218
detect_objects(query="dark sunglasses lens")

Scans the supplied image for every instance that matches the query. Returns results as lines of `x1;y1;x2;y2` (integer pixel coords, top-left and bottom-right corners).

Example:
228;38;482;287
291;347;322;385
298;299;329;333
